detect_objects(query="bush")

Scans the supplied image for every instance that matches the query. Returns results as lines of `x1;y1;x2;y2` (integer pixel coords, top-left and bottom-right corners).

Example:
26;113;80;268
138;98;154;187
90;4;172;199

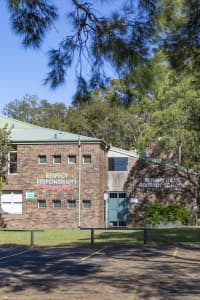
144;204;190;226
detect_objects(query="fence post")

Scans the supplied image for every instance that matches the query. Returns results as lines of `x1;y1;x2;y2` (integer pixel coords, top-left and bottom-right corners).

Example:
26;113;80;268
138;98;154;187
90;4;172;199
30;230;34;247
91;228;94;245
144;228;148;244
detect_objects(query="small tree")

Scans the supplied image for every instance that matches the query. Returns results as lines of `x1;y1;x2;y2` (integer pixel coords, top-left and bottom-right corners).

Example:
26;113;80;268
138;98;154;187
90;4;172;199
144;204;191;226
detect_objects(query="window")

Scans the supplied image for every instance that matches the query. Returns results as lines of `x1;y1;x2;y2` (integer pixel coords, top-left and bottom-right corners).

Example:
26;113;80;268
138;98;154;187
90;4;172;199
108;157;128;171
83;155;91;164
52;200;61;208
82;200;91;209
67;200;76;208
38;155;47;164
109;192;127;198
109;193;118;198
119;192;127;198
38;200;46;209
8;151;17;174
53;155;61;164
109;221;127;227
1;191;22;214
68;155;76;164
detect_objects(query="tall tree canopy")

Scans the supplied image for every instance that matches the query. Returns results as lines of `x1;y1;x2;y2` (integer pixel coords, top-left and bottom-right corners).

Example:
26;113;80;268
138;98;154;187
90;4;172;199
3;94;139;149
3;95;68;130
2;0;199;171
135;65;200;171
6;0;199;99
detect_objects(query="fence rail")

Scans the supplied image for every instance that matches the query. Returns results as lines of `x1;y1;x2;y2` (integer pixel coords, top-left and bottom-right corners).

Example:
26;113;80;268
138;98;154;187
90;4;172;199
0;229;43;247
80;227;149;245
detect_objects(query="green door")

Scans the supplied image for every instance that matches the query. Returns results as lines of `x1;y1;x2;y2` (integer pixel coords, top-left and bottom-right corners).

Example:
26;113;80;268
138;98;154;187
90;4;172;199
108;192;128;226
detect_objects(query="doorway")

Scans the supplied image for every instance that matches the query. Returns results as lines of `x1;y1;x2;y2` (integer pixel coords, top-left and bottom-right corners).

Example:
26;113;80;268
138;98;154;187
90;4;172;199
107;192;128;227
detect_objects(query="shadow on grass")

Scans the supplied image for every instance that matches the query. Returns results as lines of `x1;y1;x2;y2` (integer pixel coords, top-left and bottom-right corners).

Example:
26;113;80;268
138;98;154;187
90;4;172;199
148;227;200;244
92;228;200;246
94;230;145;245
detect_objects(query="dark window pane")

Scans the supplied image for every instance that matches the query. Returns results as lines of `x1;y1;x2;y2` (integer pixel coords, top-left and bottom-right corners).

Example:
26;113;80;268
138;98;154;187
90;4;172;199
109;193;118;198
108;157;128;171
82;200;91;208
53;200;61;208
119;193;127;198
38;155;47;164
83;155;91;164
67;200;76;208
38;200;46;208
9;152;17;174
53;155;61;164
68;155;76;164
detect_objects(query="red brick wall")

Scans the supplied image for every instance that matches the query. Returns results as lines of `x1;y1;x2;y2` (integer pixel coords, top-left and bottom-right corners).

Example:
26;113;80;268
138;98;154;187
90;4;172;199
125;158;197;226
2;143;107;229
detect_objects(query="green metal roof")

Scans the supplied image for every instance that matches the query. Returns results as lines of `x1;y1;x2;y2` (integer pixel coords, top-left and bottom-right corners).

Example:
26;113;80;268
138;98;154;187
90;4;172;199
0;116;104;144
109;146;138;158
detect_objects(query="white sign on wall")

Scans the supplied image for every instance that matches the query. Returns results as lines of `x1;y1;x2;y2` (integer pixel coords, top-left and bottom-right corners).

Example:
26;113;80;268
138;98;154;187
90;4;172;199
138;177;184;191
130;197;139;204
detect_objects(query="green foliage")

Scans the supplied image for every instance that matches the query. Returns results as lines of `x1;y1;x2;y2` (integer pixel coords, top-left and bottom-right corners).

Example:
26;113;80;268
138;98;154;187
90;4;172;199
162;0;200;75
66;100;139;149
136;66;200;171
6;0;155;92
3;94;140;149
3;95;68;131
4;1;199;104
144;204;191;225
8;0;58;48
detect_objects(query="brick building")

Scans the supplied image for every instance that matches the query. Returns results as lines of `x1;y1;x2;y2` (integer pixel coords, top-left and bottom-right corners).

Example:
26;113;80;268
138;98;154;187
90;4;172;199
0;116;196;228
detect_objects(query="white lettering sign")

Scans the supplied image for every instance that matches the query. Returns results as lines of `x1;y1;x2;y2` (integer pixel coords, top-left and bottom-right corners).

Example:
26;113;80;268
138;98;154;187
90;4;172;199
37;178;77;185
138;177;184;191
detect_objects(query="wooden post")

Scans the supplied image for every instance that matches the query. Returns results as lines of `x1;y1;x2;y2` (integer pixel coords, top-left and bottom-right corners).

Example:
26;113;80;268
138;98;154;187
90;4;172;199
144;228;148;244
30;230;34;247
91;228;94;245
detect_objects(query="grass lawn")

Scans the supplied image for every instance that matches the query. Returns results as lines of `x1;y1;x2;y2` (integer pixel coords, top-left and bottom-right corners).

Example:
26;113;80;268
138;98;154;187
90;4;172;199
0;227;200;246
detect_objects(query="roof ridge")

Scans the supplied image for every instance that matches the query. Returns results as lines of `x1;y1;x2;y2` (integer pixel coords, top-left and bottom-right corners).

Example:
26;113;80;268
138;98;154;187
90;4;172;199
0;116;75;135
143;157;200;176
0;115;42;129
0;115;104;143
109;146;138;157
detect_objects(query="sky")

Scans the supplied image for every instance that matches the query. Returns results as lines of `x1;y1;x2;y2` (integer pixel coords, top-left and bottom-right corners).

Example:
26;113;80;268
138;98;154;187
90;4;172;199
0;0;125;114
0;1;77;113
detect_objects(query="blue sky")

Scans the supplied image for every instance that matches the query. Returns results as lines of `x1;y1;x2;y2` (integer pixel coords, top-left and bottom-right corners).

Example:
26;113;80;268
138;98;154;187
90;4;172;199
0;1;124;114
0;1;77;113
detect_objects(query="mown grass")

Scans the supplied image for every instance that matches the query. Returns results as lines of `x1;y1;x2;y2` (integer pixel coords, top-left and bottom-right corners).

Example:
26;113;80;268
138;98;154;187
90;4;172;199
0;227;200;246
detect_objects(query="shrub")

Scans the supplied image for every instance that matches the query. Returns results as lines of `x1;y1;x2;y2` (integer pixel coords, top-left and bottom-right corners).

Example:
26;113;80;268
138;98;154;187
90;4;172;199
144;204;190;225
